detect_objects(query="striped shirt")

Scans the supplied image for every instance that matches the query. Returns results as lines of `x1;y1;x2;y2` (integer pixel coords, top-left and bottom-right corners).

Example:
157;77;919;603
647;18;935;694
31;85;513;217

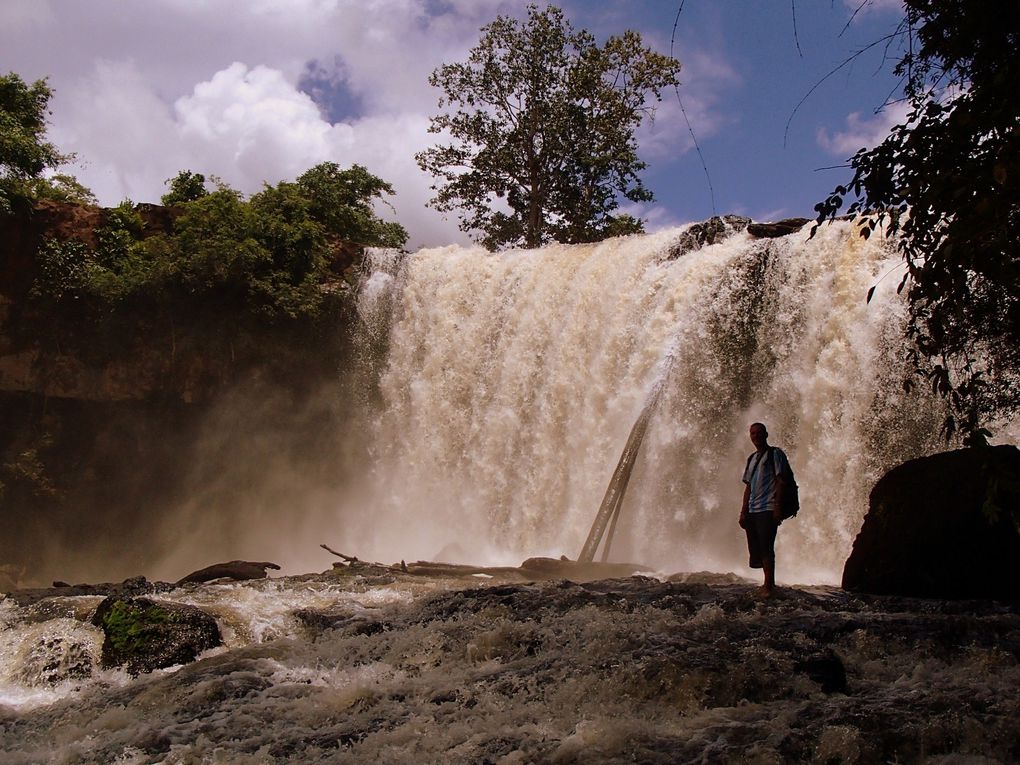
742;447;790;513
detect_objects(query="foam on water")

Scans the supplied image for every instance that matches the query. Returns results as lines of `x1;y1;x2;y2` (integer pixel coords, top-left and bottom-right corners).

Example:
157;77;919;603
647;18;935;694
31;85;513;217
2;576;1017;763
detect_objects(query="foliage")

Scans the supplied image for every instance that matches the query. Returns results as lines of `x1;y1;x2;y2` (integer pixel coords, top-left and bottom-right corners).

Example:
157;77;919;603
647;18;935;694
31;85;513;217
0;72;71;212
416;4;680;250
814;1;1020;442
33;238;96;302
161;170;208;205
1;448;59;500
27;173;97;205
26;163;406;370
295;162;408;247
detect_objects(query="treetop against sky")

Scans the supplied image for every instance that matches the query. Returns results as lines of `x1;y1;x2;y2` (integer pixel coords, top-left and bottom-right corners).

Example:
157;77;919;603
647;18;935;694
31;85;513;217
1;0;905;249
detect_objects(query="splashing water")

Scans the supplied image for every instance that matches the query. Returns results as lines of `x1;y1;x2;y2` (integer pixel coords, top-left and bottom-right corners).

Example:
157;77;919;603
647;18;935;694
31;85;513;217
354;221;945;583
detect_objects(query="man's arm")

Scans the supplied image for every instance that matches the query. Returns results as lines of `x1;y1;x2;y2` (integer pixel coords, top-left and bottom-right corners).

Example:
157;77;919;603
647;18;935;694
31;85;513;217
773;474;786;522
771;449;786;521
739;483;750;528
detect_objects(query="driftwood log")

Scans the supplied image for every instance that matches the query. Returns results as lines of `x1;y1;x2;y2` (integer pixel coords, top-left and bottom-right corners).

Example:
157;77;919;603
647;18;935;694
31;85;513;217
320;545;648;583
176;560;281;585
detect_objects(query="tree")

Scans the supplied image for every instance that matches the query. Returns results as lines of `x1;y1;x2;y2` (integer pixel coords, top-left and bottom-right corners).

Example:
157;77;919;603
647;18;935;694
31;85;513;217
814;0;1020;442
28;173;97;206
0;72;70;212
416;4;681;250
161;170;209;205
295;162;408;248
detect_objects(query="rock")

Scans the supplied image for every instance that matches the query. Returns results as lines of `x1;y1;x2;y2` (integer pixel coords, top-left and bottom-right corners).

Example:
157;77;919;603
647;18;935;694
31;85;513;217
14;634;95;686
745;218;810;238
6;575;166;608
794;650;847;694
91;596;222;675
176;560;281;584
666;215;750;259
293;609;389;636
842;445;1020;599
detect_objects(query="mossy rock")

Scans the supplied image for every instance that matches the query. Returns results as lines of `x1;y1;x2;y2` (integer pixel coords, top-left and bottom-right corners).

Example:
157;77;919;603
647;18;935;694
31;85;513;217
91;596;222;675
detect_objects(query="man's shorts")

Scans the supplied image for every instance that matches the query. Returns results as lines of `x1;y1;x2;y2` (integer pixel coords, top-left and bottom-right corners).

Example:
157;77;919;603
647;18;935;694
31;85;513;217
745;512;778;569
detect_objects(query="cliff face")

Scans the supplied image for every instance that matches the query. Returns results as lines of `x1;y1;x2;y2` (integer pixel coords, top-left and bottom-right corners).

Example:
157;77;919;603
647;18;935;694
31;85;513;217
0;200;363;403
0;200;200;401
0;200;370;588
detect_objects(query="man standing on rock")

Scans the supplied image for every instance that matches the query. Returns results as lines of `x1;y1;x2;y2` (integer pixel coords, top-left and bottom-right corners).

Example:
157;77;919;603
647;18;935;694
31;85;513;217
739;422;790;598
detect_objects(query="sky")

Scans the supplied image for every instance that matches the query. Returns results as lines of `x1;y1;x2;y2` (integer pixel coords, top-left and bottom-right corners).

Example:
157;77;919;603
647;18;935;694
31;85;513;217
1;0;909;250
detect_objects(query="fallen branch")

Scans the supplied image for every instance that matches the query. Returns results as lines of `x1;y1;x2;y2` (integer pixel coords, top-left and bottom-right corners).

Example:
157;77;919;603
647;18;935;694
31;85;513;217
177;560;281;585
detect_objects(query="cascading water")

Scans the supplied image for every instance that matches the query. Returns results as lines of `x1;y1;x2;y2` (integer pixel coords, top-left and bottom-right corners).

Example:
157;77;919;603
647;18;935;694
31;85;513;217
354;219;944;584
5;221;1019;764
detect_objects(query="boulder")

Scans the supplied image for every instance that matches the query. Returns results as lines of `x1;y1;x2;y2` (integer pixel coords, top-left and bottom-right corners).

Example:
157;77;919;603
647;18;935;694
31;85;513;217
666;215;750;259
746;218;810;238
842;445;1020;599
91;596;222;675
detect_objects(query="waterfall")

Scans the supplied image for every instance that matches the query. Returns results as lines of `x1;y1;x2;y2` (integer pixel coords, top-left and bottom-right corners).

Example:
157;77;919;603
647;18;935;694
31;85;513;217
353;220;946;584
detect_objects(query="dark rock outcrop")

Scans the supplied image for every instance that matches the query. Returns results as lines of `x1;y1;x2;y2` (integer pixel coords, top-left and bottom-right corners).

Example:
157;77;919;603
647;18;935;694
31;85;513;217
91;596;222;675
5;575;167;607
842;445;1020;599
666;215;750;259
746;218;810;238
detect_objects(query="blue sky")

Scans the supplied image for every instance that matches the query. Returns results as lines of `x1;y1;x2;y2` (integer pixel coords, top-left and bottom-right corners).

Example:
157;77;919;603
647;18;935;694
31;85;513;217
1;0;907;248
600;0;907;226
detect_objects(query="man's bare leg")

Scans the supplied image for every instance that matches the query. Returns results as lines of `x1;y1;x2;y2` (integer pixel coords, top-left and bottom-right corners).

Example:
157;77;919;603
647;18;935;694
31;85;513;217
759;559;776;597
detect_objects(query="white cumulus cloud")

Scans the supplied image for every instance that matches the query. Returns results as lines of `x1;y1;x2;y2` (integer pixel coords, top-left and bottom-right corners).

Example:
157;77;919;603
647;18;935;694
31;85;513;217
816;101;910;157
2;0;734;248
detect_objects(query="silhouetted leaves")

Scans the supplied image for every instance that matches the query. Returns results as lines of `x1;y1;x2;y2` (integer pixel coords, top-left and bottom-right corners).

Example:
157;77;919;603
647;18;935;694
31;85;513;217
816;1;1020;441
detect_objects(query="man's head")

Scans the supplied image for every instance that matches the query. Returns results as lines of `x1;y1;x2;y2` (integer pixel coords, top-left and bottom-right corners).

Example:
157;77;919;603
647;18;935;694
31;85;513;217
749;422;768;450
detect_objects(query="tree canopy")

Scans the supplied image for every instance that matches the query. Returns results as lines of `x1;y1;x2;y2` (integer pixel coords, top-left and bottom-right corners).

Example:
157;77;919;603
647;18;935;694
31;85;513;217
416;4;680;250
0;73;70;212
814;0;1020;442
161;170;209;206
27;163;408;375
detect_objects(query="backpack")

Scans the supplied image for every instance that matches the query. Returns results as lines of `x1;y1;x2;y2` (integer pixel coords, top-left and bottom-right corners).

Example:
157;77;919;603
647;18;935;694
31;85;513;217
746;447;800;521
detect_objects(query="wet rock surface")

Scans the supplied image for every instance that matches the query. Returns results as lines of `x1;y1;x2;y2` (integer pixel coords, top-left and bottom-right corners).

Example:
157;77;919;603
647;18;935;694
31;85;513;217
176;560;281;584
3;572;1018;763
90;596;223;676
4;575;172;608
745;217;811;238
843;445;1020;599
666;215;750;259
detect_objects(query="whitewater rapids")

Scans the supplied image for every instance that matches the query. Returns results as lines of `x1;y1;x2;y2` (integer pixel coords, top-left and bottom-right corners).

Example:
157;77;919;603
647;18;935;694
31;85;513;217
2;569;1018;763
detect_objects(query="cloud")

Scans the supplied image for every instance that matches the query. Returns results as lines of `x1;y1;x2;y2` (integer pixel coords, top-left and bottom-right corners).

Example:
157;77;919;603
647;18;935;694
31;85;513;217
636;48;740;161
841;0;904;14
2;0;734;248
1;0;536;246
0;0;55;29
49;60;185;205
816;101;910;157
175;63;338;182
